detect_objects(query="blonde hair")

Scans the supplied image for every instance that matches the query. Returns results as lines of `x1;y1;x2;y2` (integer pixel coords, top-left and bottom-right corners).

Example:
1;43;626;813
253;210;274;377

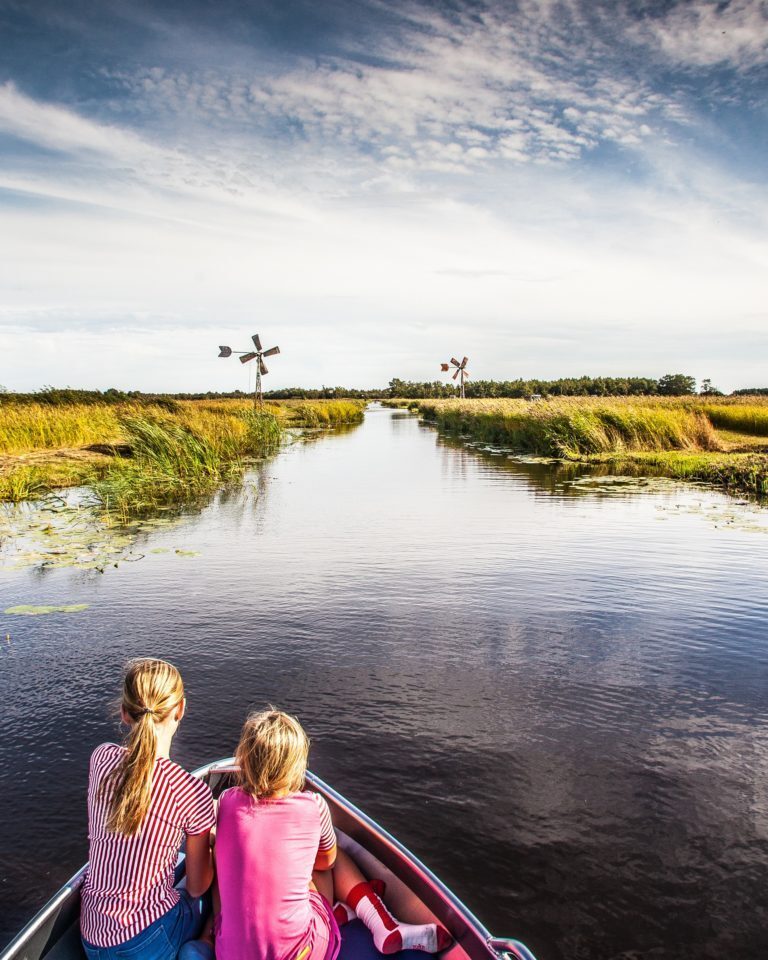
236;708;309;799
103;658;185;836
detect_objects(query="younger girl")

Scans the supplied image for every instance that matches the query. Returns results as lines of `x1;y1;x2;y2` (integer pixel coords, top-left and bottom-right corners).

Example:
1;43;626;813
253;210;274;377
213;709;451;960
81;658;215;960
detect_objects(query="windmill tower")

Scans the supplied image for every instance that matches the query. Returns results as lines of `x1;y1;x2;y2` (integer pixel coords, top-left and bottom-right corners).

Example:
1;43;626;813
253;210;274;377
441;356;469;399
218;333;280;408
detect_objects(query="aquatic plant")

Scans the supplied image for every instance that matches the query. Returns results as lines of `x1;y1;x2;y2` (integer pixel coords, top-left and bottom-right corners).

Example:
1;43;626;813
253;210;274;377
0;467;49;502
4;604;90;615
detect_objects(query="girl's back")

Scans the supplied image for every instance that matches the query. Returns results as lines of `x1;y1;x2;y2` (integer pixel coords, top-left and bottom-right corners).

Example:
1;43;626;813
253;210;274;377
215;786;336;960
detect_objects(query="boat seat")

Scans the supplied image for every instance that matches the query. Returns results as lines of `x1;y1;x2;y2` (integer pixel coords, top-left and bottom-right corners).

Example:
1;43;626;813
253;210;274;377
340;919;427;960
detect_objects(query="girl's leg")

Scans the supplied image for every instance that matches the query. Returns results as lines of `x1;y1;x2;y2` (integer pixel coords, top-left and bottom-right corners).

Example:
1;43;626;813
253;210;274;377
330;849;451;955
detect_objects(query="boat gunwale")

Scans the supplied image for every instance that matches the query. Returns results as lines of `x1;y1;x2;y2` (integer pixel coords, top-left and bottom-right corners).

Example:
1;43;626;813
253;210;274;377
0;759;536;960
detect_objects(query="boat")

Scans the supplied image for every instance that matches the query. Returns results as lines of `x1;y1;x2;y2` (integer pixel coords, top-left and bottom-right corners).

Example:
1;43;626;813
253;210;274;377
0;760;538;960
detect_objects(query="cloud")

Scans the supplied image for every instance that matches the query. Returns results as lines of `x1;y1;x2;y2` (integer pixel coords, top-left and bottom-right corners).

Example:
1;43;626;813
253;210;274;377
628;0;768;70
108;0;681;173
0;81;156;160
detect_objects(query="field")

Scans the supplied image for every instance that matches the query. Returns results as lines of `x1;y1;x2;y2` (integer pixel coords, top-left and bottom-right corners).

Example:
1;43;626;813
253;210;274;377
0;398;366;516
409;396;768;497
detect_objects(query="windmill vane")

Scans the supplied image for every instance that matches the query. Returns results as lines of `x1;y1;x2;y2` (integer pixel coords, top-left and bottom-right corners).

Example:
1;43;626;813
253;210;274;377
440;354;469;399
218;332;281;408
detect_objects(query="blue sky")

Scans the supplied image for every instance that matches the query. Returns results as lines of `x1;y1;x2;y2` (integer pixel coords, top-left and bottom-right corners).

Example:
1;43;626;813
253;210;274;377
1;0;766;391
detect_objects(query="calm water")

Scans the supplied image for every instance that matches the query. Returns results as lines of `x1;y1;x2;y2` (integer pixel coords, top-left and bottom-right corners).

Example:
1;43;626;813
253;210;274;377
2;405;768;960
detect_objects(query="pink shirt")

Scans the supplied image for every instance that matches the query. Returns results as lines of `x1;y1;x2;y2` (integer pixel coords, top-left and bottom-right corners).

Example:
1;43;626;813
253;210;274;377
215;787;336;960
81;743;215;947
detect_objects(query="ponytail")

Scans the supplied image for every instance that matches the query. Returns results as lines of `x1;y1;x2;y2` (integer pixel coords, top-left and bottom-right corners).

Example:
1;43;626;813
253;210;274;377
102;658;184;836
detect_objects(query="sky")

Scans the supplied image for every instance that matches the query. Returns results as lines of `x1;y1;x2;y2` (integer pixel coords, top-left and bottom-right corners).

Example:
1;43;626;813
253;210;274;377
0;0;766;393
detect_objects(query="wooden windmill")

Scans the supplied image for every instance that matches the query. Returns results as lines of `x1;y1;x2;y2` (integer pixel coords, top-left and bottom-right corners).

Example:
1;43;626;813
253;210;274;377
441;356;469;399
218;333;280;408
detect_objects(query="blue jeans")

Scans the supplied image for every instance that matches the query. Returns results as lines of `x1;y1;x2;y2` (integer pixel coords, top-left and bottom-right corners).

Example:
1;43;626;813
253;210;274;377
82;890;205;960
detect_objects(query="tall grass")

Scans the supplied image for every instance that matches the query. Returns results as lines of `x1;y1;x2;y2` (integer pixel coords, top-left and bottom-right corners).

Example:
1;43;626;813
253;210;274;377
0;467;49;502
0;402;123;454
91;411;282;520
419;398;720;458
289;399;366;426
702;405;768;436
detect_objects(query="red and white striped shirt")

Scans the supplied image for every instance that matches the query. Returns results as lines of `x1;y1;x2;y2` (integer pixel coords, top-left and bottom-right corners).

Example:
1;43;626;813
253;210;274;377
80;743;215;947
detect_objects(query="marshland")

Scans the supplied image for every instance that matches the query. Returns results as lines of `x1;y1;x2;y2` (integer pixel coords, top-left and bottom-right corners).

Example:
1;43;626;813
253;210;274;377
397;395;768;497
0;396;366;516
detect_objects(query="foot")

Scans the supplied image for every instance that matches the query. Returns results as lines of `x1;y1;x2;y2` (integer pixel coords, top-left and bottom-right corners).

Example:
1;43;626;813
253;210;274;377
379;923;453;955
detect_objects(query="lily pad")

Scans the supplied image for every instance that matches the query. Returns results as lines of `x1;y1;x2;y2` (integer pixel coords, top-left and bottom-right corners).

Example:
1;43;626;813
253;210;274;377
4;604;90;616
174;549;200;557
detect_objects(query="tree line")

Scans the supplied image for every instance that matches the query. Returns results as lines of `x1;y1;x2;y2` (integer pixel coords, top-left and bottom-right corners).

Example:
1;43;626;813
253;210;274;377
386;374;706;398
2;375;758;404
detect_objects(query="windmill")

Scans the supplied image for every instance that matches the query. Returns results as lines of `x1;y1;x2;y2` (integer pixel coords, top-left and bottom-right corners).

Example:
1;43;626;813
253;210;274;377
218;333;280;408
441;356;469;399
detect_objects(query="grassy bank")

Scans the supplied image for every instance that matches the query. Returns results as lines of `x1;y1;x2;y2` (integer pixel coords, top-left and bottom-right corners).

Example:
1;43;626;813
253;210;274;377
0;398;366;511
418;397;720;457
410;397;768;497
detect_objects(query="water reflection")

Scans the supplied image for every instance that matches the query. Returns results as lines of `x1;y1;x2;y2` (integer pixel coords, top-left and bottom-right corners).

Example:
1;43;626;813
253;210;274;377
1;406;767;960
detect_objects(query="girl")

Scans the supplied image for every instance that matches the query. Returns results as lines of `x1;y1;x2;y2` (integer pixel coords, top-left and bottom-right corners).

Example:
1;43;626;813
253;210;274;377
81;658;215;960
212;709;451;960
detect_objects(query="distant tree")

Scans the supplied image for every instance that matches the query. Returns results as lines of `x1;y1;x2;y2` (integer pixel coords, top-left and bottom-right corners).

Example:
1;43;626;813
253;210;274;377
732;388;768;396
700;378;723;396
657;373;696;396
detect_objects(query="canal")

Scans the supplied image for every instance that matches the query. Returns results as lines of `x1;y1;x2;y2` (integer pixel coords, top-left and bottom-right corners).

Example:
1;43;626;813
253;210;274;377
2;405;767;959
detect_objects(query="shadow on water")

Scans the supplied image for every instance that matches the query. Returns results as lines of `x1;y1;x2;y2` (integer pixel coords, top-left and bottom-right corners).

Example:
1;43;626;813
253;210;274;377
2;406;768;960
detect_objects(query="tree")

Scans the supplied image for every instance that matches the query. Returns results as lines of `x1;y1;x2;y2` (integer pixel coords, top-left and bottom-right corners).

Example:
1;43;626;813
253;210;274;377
657;373;696;396
700;378;723;396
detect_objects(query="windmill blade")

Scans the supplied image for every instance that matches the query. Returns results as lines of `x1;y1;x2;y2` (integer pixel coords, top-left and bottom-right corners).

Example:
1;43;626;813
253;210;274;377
252;334;263;351
460;356;468;368
240;352;257;364
262;346;280;357
218;346;232;358
452;369;460;380
259;359;269;375
463;372;470;380
450;357;461;367
440;363;450;371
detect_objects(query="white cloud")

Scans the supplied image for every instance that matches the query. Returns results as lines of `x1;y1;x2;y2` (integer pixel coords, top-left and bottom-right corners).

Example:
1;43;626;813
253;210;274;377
109;0;678;172
628;0;768;69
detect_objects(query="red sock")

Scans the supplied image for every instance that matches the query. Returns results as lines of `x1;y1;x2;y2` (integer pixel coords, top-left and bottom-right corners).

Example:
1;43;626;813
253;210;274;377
346;881;451;954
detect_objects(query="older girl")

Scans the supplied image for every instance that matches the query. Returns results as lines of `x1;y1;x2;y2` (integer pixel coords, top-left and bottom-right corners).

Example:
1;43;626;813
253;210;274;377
212;709;450;960
80;658;215;960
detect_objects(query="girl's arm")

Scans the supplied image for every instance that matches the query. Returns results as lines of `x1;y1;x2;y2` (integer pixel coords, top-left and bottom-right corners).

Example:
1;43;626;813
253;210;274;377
185;830;215;898
313;843;337;872
313;793;338;871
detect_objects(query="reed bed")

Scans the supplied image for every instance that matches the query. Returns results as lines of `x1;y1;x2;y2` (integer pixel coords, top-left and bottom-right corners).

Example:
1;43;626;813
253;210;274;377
418;398;721;458
0;402;124;454
91;410;283;520
0;397;367;513
289;399;366;426
702;405;768;437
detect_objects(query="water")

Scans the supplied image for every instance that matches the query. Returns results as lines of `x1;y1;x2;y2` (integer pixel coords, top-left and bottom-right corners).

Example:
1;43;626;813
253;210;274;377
2;405;768;960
